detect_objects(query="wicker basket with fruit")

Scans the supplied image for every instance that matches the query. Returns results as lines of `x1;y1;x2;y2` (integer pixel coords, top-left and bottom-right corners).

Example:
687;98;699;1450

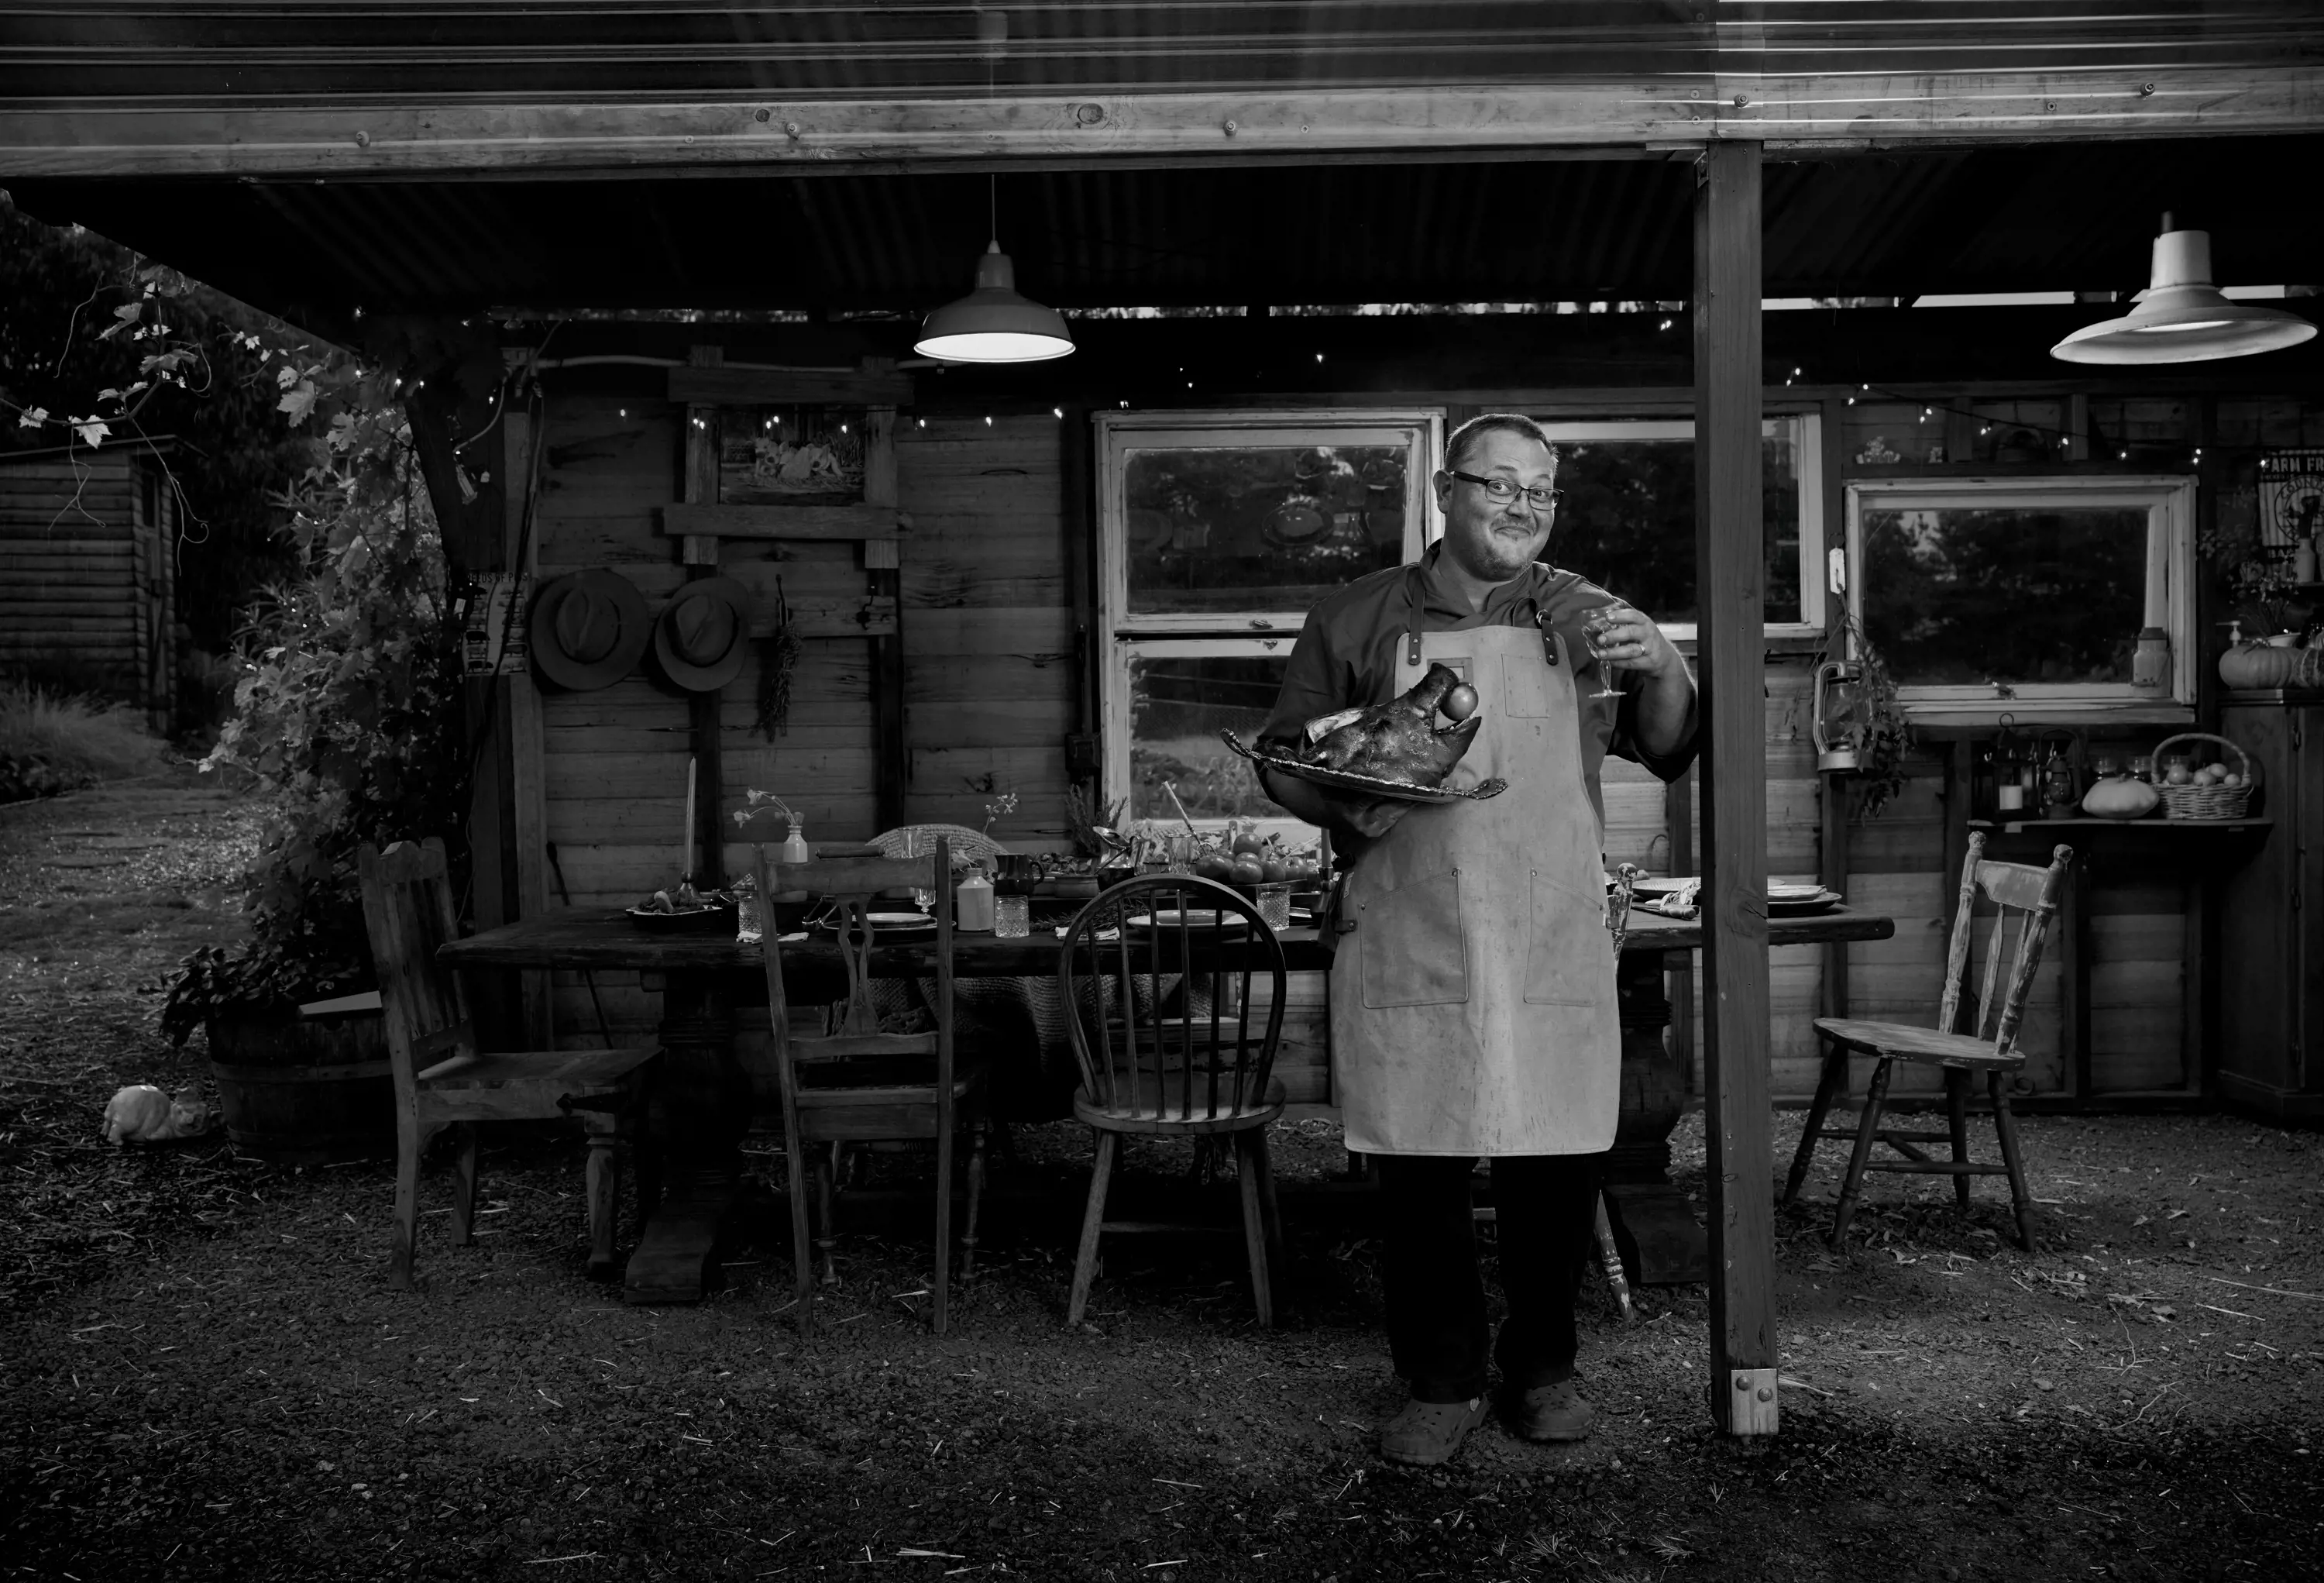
2150;732;2256;820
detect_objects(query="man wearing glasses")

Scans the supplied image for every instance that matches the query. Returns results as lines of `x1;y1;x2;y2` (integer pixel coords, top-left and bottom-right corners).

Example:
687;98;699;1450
1257;412;1697;1466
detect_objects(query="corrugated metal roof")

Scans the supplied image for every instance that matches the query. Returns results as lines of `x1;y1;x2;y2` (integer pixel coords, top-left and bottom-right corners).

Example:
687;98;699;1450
3;2;2316;100
11;136;2319;333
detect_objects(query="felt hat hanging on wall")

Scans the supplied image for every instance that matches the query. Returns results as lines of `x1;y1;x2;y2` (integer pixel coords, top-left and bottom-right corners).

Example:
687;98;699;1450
530;568;651;691
653;575;757;692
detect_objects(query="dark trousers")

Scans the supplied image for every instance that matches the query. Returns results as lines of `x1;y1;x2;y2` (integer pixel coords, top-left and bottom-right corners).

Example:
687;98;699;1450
1377;1151;1605;1404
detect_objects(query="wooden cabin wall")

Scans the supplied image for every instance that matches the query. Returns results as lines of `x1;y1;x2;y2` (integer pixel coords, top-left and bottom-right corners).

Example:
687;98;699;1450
0;449;174;725
1652;656;1856;1099
896;411;1340;1099
532;384;885;1045
1810;391;2324;1102
511;324;2322;1107
895;415;1075;842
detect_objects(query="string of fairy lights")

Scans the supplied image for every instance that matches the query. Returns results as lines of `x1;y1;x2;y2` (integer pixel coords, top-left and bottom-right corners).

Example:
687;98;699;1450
1781;366;2205;466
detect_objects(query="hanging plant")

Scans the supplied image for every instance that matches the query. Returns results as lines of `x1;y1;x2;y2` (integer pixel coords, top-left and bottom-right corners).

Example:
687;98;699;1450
755;576;800;741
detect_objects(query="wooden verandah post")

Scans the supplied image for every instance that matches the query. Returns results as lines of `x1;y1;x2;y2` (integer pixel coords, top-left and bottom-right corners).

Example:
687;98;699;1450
1693;140;1779;1437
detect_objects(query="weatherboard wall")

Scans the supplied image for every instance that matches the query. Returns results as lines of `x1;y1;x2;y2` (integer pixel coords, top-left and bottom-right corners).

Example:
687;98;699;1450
0;445;176;729
511;346;2315;1107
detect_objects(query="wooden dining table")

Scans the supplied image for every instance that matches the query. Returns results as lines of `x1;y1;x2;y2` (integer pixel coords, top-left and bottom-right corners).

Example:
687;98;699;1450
440;903;1893;1303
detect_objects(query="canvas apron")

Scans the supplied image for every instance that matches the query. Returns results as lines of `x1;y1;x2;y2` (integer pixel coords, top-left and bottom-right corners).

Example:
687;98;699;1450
1329;612;1620;1157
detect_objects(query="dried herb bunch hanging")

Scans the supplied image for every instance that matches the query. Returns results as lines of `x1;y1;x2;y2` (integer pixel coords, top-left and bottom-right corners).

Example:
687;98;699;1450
755;576;800;741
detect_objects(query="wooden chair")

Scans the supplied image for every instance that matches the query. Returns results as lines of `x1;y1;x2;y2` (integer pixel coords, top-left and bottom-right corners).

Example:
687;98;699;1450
1057;876;1289;1327
358;839;659;1289
754;838;988;1333
1783;833;2071;1251
871;822;1011;865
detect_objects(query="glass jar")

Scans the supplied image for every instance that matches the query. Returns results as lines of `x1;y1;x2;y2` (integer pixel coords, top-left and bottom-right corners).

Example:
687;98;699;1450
1995;739;2023;812
1166;833;1197;876
993;892;1031;938
734;872;764;945
1253;883;1292;931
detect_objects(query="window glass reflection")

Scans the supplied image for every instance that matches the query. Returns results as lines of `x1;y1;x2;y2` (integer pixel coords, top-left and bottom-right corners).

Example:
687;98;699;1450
1862;506;2148;687
1123;445;1411;615
1126;652;1289;822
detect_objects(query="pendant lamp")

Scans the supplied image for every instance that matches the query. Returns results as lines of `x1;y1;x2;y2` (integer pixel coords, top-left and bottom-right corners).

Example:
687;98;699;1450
913;239;1075;364
2051;214;2315;365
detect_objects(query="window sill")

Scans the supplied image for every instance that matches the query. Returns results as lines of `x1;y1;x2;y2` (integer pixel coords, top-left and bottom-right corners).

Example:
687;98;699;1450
1667;630;1828;659
1903;699;2196;730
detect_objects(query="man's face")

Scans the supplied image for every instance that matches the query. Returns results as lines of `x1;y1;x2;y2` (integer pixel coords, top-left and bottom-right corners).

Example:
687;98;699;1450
1432;428;1556;583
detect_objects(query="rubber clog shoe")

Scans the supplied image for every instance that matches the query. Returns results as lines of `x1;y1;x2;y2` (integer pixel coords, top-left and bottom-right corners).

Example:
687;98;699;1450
1378;1395;1488;1466
1504;1378;1596;1442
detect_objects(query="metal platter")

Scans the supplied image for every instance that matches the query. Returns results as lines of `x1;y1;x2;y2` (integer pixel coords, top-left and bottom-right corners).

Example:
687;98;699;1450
627;900;738;934
820;911;937;940
1217;730;1508;804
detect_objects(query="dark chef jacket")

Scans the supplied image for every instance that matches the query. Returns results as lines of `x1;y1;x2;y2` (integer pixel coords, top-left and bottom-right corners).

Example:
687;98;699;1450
1259;542;1700;838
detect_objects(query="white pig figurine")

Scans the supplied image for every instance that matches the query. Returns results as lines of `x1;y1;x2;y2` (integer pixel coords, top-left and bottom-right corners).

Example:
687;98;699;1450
101;1084;215;1144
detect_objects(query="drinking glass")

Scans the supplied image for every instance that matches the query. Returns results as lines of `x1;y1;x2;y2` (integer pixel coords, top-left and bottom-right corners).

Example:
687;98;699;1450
1166;834;1197;876
906;828;935;912
1580;602;1636;701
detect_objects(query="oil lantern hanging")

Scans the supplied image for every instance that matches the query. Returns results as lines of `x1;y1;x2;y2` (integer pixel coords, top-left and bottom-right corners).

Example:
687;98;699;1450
1812;658;1866;773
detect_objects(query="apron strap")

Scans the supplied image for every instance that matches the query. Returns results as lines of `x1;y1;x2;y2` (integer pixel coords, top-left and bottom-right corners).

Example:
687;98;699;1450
1400;563;1563;668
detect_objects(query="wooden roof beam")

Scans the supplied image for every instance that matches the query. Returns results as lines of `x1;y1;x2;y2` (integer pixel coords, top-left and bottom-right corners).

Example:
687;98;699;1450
4;69;2322;180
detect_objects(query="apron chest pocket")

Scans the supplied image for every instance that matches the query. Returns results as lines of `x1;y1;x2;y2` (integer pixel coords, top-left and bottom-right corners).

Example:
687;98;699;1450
1360;870;1470;1009
1502;652;1559;718
1525;870;1608;1006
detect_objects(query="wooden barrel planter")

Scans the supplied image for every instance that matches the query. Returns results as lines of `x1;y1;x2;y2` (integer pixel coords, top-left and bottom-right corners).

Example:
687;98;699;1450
206;1007;395;1165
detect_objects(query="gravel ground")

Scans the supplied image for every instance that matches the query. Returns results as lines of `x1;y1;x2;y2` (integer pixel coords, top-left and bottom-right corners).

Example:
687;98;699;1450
2;775;2319;1581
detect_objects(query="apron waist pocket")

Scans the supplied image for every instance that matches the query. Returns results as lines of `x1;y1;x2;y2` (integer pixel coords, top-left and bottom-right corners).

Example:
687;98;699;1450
1524;869;1611;1007
1359;869;1469;1010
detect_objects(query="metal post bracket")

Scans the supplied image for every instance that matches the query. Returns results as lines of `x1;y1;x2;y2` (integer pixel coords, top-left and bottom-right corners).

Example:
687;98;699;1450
1726;1366;1780;1436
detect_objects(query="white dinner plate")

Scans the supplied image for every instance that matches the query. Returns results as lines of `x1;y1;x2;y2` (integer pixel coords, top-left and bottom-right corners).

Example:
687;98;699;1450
1630;876;1836;903
1126;909;1242;932
821;911;937;934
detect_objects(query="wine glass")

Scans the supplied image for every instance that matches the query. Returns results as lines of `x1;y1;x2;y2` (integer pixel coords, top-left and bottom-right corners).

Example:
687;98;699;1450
1580;601;1637;701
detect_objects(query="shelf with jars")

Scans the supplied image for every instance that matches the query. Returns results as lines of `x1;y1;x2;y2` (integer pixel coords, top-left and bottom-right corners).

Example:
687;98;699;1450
1946;717;2273;1105
1957;716;2280;833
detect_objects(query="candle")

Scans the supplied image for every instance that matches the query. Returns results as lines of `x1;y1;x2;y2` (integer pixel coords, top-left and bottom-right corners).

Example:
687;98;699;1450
682;756;697;881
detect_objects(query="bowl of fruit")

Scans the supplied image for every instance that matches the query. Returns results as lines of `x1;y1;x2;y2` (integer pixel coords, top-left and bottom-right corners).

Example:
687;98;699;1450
1168;821;1325;923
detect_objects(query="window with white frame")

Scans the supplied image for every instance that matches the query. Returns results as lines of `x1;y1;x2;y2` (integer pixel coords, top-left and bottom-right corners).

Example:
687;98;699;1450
1845;476;2197;712
1097;409;1442;831
1533;415;1824;636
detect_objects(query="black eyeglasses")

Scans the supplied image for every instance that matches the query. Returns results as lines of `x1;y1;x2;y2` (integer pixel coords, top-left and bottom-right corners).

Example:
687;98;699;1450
1448;470;1562;511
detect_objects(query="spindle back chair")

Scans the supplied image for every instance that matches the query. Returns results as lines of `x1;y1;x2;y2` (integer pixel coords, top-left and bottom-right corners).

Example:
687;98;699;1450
1055;875;1289;1325
1784;833;2073;1249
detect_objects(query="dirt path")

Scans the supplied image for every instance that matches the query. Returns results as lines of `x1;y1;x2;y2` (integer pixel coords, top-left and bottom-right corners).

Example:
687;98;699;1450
2;779;2319;1581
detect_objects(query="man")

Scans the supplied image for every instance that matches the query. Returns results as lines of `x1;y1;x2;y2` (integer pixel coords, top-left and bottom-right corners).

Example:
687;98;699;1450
1258;413;1697;1467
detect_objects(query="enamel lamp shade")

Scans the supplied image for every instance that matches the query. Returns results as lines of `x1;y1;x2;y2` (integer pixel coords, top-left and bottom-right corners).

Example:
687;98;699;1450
2052;218;2316;365
913;242;1075;363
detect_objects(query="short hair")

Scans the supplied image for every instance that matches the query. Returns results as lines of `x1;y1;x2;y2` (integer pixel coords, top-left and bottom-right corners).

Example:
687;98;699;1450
1443;412;1557;477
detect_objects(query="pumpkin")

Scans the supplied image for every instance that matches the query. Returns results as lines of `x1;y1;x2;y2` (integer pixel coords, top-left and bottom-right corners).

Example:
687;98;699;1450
2082;776;2160;820
2218;640;2299;690
2296;644;2324;690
